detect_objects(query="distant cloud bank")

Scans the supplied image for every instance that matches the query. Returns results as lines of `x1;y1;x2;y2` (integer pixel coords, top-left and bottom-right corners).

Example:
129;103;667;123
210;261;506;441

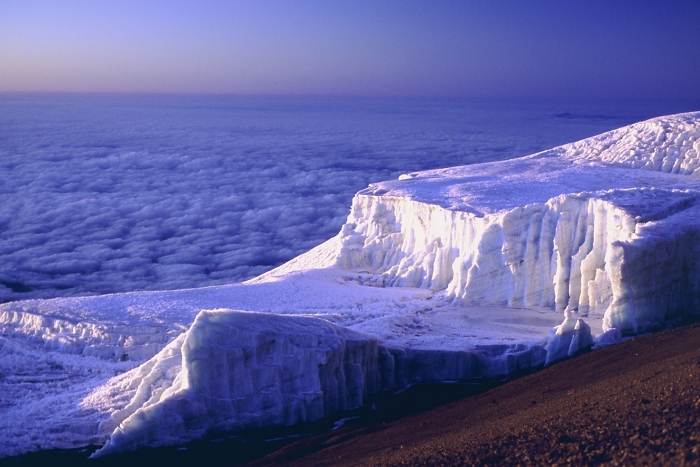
0;94;690;302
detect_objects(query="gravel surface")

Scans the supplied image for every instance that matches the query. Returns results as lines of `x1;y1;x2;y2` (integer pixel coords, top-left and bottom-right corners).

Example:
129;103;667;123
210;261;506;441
255;321;700;466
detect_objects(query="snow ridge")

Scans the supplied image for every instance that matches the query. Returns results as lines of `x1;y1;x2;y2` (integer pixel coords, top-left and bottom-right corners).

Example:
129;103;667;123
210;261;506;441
563;112;700;174
0;309;175;361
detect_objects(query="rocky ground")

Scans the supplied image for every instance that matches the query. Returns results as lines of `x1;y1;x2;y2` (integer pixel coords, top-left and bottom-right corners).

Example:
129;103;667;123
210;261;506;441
254;321;700;466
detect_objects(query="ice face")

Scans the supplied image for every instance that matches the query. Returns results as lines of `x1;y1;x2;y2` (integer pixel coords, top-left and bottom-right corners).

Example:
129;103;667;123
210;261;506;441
338;112;700;336
2;111;700;457
93;308;556;456
93;310;384;457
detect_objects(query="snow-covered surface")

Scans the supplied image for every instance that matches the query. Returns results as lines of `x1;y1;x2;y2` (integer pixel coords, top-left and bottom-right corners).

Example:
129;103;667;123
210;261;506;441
1;111;700;457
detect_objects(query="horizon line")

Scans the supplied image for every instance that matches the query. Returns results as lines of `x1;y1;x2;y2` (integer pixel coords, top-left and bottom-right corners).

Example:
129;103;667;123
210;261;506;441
1;90;698;106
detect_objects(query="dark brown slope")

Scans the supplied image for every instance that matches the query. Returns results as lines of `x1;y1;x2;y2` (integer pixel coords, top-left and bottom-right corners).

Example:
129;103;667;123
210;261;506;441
253;322;700;467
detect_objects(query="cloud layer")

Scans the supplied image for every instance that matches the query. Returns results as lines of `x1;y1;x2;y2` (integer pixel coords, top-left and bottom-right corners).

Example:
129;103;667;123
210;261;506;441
0;94;681;302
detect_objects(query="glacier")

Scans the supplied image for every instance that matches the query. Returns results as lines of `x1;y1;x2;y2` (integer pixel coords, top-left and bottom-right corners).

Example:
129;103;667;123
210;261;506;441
1;111;699;458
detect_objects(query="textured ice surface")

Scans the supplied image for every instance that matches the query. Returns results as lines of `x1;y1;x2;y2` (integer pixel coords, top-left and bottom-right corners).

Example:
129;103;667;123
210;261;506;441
2;111;700;457
95;311;384;456
339;112;700;335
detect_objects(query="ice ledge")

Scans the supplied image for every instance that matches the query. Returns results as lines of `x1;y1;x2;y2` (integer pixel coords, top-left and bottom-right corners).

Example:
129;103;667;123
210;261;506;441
337;189;700;335
337;112;700;337
94;310;382;456
93;309;552;456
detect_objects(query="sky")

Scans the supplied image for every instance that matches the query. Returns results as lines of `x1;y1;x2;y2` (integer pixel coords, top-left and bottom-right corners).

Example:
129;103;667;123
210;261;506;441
1;0;699;100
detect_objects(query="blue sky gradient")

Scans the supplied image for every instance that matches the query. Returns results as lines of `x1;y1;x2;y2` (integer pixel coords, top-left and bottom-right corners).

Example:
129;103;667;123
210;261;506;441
1;0;699;99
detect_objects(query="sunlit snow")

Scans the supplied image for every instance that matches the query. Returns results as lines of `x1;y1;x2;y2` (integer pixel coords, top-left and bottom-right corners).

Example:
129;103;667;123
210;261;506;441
1;110;700;458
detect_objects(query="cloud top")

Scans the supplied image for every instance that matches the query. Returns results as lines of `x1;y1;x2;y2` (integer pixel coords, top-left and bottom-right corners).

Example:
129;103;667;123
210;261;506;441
0;94;683;302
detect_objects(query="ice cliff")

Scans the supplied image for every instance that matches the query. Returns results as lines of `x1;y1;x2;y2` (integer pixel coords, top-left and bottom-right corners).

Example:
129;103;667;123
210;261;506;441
96;311;383;456
93;306;551;456
2;112;700;458
338;112;700;335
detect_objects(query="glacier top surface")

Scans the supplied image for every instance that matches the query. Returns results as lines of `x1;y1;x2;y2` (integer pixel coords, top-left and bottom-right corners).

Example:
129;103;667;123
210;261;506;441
366;112;700;216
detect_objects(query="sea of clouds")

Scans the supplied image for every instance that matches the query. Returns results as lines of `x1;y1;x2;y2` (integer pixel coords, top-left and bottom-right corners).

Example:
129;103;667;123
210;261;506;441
0;94;690;302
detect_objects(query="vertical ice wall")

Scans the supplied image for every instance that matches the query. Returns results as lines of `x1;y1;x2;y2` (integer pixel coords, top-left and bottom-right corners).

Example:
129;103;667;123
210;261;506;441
337;193;631;312
93;308;555;455
337;195;467;292
603;203;700;332
337;189;700;334
94;310;383;456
